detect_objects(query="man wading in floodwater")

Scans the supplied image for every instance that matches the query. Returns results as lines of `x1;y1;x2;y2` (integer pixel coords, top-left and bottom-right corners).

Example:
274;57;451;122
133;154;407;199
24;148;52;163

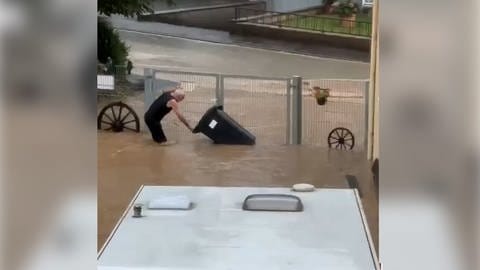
144;89;192;145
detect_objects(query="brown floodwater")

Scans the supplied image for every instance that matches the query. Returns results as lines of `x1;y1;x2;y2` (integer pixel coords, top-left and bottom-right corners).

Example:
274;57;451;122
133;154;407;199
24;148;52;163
98;131;378;252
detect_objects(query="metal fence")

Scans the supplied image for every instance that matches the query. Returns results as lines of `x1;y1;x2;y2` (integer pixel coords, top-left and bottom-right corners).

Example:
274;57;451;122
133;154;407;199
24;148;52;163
302;79;368;151
144;68;368;150
235;8;372;37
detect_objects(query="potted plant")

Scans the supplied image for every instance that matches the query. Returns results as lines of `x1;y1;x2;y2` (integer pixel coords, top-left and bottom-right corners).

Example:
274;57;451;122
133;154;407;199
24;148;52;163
335;0;358;28
311;86;330;105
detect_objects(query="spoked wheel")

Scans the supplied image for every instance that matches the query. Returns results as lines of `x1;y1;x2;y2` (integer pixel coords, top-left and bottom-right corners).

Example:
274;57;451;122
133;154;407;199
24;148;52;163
328;127;354;150
97;102;140;132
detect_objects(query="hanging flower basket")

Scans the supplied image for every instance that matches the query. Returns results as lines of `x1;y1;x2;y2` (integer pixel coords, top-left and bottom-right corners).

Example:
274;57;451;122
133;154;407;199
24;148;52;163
311;87;330;106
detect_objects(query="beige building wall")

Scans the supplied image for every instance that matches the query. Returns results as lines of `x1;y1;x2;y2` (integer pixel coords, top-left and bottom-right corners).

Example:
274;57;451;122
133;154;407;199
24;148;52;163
368;0;379;160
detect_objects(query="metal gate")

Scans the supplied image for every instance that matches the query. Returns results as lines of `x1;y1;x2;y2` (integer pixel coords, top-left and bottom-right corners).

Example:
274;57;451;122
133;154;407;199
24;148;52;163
221;75;290;145
145;69;291;144
145;69;219;142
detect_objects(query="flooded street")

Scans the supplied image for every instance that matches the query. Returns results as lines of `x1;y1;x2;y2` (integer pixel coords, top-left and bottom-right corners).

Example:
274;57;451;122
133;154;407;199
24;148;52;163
120;31;370;79
98;131;378;251
111;17;370;62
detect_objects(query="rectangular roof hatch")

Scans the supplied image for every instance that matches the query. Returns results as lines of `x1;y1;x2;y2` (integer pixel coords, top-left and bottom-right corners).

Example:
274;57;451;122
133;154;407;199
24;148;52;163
242;194;303;212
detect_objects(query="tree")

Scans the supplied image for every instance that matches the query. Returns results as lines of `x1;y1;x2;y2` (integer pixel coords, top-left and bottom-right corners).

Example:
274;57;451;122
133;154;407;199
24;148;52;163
98;18;129;66
97;0;175;66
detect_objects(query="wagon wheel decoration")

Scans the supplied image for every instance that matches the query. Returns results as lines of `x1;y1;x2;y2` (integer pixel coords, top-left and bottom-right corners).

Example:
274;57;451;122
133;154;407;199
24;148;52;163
97;102;140;132
328;127;354;150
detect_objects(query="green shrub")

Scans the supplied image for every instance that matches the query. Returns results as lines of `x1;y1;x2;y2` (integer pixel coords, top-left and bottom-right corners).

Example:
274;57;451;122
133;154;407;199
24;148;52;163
98;18;129;66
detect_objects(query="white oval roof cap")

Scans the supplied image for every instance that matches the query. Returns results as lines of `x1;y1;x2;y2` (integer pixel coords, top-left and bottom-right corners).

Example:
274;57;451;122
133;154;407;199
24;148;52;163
292;183;315;192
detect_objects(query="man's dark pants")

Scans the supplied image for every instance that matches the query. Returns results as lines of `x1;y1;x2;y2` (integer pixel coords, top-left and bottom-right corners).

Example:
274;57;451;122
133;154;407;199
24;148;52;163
144;115;167;143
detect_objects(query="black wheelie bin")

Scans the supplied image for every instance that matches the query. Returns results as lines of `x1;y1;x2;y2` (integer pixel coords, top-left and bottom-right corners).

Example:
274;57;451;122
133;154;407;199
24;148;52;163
192;106;256;145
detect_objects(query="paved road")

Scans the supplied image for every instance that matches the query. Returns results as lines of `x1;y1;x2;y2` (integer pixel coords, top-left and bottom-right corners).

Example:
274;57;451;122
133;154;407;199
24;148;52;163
120;30;370;79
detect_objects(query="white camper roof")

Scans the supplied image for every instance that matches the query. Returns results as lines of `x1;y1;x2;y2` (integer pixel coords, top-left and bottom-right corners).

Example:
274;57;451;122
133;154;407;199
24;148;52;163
98;186;378;270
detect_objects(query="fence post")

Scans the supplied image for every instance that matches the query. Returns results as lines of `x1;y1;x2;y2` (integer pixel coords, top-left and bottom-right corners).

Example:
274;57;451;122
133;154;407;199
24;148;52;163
364;80;370;153
286;79;292;144
144;68;154;110
216;75;224;108
291;76;302;145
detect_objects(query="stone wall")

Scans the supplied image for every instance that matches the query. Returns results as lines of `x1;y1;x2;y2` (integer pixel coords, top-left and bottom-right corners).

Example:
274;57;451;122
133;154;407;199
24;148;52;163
139;2;266;31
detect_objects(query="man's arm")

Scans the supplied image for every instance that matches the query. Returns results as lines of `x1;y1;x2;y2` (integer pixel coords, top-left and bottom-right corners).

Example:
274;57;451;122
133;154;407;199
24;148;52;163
167;99;192;131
